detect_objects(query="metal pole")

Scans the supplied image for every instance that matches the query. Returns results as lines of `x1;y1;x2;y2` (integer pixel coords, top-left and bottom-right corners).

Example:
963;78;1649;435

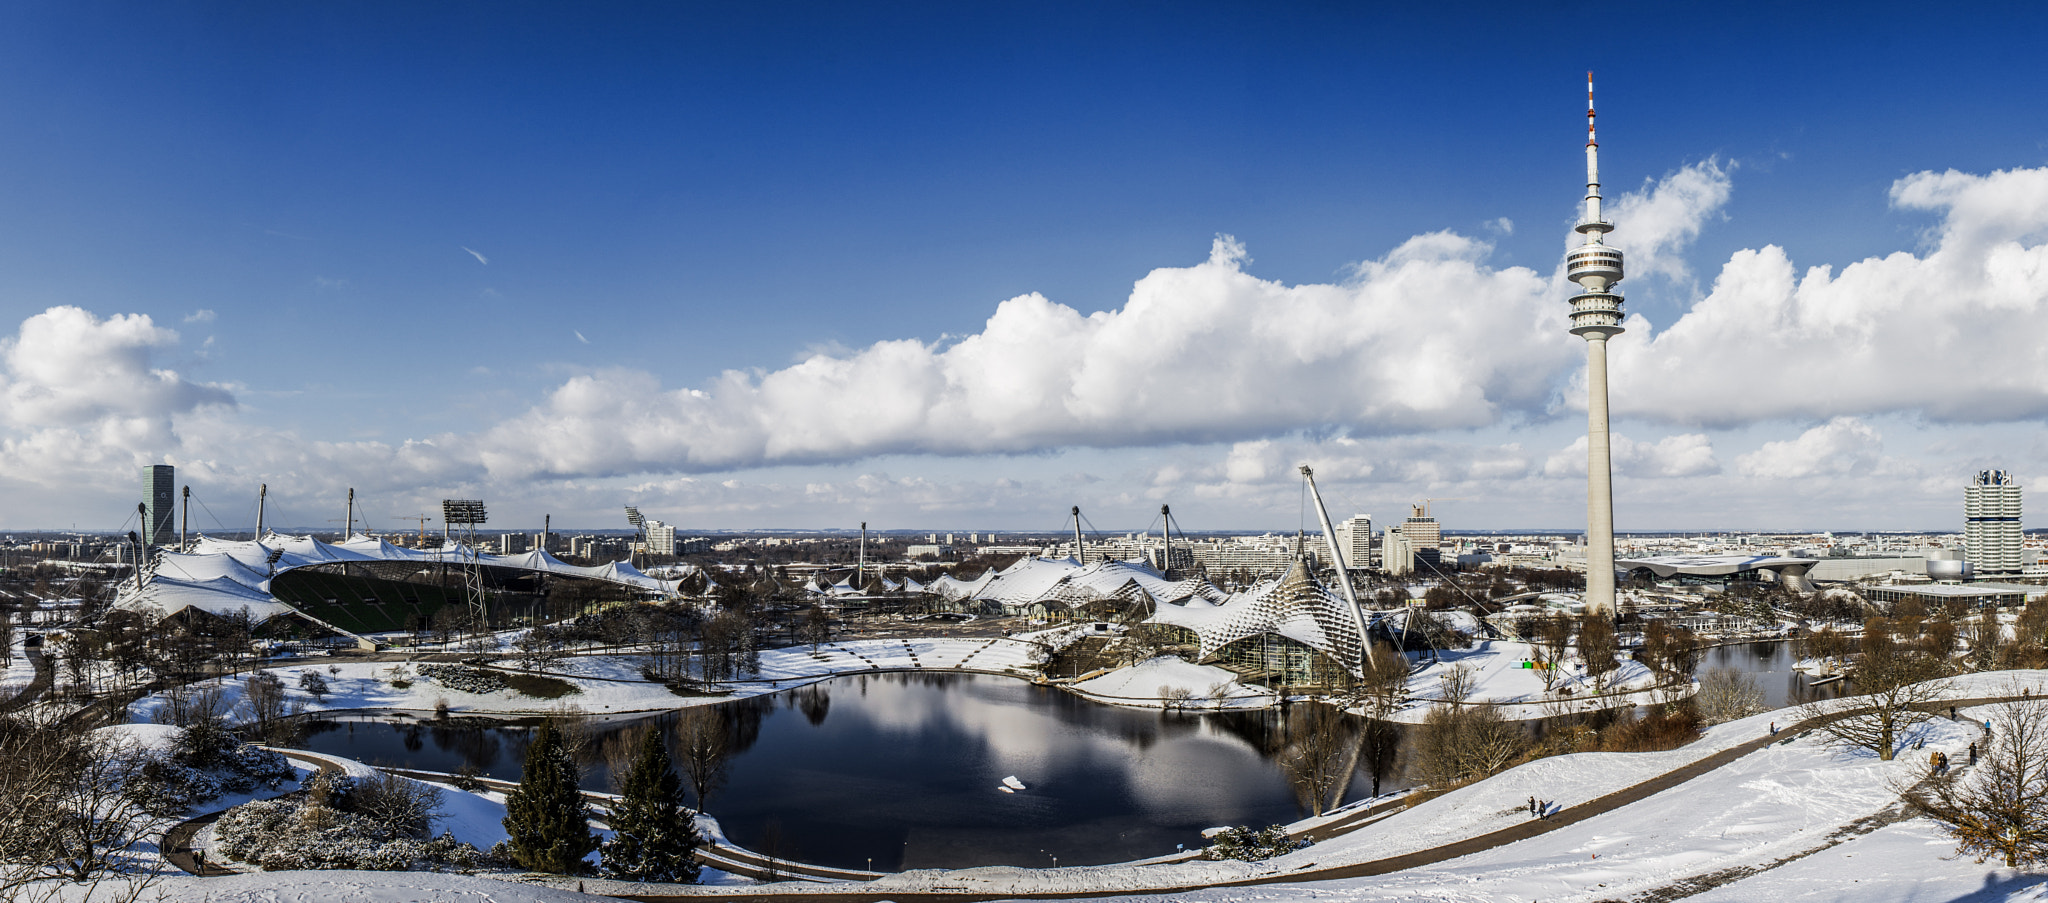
135;502;149;589
256;483;266;540
857;522;866;588
1072;506;1084;564
1300;465;1377;670
180;485;189;551
345;488;355;541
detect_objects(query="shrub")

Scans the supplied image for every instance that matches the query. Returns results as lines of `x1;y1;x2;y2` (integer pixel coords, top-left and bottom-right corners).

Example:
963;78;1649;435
212;796;489;872
125;720;294;816
1204;825;1304;861
418;665;506;694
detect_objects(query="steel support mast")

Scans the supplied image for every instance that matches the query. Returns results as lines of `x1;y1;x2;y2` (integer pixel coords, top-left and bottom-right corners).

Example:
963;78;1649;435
1300;465;1377;670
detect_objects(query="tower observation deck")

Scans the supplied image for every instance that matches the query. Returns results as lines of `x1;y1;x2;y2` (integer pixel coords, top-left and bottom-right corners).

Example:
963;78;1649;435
1570;73;1624;617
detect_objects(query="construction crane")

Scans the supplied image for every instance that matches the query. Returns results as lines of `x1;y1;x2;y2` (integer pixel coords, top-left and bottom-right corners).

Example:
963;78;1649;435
397;514;435;543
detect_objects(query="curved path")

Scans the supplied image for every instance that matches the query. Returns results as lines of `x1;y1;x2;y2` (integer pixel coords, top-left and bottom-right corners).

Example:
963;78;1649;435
160;750;341;877
0;651;51;714
601;691;2031;903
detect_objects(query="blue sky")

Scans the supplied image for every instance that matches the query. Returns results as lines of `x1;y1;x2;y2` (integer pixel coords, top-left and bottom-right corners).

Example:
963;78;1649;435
4;2;2048;534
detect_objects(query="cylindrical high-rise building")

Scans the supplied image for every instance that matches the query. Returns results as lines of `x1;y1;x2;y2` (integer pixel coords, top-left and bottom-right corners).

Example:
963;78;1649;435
1965;469;2023;577
1565;74;1624;616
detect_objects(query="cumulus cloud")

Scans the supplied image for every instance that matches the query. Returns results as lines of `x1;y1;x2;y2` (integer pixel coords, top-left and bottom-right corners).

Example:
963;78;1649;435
1543;432;1721;479
0;307;235;484
1602;159;1733;284
0;307;232;431
470;234;1587;479
1734;417;1884;479
183;309;216;324
1612;164;2048;426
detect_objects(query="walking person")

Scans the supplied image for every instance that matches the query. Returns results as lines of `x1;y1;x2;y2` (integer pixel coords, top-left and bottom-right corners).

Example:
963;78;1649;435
1970;742;1979;765
1529;795;1538;817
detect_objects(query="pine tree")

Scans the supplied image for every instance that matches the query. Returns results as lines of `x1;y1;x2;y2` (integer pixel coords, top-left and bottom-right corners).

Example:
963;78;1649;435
502;719;598;873
602;728;703;882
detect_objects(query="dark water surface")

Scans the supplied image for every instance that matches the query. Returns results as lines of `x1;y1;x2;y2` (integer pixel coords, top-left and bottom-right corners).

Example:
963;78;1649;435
1698;640;1845;710
296;641;1816;870
298;672;1394;869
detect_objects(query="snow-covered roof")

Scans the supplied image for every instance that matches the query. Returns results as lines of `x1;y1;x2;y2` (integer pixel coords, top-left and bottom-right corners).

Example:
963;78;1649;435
119;532;700;627
929;557;1223;611
1144;558;1368;678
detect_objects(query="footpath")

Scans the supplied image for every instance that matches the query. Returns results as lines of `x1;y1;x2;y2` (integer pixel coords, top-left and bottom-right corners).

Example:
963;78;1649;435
599;691;2032;903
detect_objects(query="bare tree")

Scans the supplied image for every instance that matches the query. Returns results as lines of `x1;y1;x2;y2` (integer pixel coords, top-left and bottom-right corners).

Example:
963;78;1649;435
1534;615;1574;691
673;706;729;813
0;708;167;898
1351;641;1409;720
1578;613;1619;689
1695;667;1766;724
797;605;833;654
515;626;569;672
1907;689;2048;867
1411;701;1525;790
1801;638;1949;761
1277;702;1354;816
1158;685;1195;711
1436;664;1476;709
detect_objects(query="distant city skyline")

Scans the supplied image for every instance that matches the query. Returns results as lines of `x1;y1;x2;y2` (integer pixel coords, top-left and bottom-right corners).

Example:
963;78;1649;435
1;3;2046;533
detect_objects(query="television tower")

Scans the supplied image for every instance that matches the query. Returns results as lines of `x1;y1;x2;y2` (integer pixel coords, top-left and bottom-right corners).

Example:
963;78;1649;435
1566;72;1624;617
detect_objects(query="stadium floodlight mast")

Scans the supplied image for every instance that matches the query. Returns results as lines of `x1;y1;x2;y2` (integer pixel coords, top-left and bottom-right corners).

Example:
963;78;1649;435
441;499;490;639
625;506;646;567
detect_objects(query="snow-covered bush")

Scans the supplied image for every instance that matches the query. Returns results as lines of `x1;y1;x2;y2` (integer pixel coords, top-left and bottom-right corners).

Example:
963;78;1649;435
124;719;295;816
419;665;506;694
212;775;487;872
1203;825;1305;861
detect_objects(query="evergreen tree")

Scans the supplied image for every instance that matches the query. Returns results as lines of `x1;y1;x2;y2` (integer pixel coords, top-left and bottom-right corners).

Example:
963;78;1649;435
602;728;703;882
502;719;598;873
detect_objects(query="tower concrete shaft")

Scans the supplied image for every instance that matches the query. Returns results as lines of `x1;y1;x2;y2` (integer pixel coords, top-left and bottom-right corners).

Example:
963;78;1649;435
1565;73;1624;617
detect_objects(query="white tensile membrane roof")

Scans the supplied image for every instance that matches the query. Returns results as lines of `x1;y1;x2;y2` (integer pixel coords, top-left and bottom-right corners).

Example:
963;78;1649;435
1145;557;1368;678
116;532;702;628
922;554;1369;677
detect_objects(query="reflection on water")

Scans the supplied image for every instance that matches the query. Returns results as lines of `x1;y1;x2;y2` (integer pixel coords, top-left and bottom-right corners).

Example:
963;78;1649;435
297;672;1398;870
1698;639;1847;710
294;641;1819;871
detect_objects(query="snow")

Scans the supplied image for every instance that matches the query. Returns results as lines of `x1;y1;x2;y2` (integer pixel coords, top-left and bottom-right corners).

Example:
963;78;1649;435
1068;655;1276;708
1374;639;1674;723
1;634;35;689
72;668;2048;902
56;870;611;902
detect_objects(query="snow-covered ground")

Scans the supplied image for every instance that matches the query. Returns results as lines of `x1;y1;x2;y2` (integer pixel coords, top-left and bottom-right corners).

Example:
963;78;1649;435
1385;639;1672;723
1068;655;1276;709
0;634;34;694
69;669;2048;902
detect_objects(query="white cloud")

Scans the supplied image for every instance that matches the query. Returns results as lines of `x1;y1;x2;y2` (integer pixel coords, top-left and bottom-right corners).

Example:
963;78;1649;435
1734;417;1884;479
574;331;589;344
471;234;1590;479
0;307;232;431
1611;164;2048;426
1543;432;1721;478
463;246;488;265
1602;159;1733;285
183;309;216;324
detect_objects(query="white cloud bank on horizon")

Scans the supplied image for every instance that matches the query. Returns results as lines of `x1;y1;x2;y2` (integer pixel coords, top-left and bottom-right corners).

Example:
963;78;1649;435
5;160;2048;527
